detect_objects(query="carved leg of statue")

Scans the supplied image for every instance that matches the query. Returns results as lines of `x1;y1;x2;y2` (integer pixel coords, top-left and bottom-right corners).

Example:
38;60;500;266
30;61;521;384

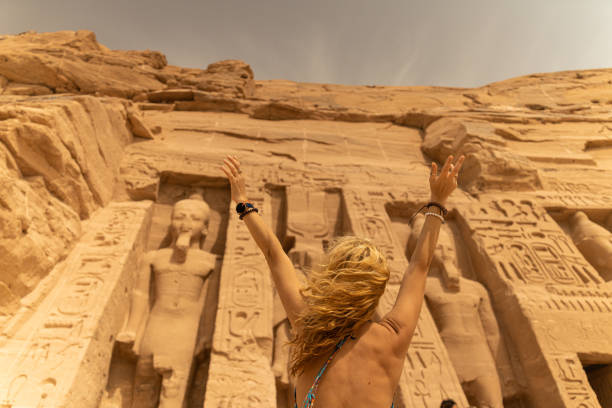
131;355;161;408
463;373;503;408
272;320;291;388
156;359;192;408
273;320;292;407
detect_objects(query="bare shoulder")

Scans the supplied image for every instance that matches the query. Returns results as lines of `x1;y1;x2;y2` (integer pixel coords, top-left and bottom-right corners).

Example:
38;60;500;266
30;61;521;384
464;278;488;295
363;320;406;359
189;250;217;276
191;249;217;264
144;249;165;263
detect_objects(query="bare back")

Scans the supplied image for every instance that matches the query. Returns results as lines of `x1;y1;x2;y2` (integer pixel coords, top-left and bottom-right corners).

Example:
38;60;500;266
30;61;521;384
295;321;404;407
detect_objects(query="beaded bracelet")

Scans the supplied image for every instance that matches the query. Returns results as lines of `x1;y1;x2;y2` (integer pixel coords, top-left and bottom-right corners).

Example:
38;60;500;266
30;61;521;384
408;201;448;224
424;211;445;223
425;201;448;217
239;207;259;220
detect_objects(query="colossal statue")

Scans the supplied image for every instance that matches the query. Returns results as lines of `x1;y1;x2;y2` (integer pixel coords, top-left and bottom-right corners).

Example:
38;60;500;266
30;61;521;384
409;214;506;408
116;195;216;408
569;211;612;281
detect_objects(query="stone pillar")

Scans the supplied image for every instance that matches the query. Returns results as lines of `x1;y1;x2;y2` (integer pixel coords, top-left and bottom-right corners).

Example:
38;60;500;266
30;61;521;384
0;201;153;408
203;188;276;407
343;189;468;408
457;195;606;408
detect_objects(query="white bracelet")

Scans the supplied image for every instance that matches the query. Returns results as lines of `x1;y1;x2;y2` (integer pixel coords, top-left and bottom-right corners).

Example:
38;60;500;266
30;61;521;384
424;212;445;223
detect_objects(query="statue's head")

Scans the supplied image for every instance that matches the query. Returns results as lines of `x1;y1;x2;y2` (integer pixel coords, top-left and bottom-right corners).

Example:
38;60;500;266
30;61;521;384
171;195;211;250
411;214;460;291
437;227;460;291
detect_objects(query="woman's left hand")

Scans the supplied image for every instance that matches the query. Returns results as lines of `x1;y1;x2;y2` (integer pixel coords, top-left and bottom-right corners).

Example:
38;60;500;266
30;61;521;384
221;155;248;203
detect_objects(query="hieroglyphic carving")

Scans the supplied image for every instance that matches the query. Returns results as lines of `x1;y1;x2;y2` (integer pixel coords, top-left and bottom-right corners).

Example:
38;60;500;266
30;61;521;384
538;285;612;313
204;188;276;407
0;201;153;408
533;191;612;209
549;354;600;408
343;189;469;408
463;196;603;287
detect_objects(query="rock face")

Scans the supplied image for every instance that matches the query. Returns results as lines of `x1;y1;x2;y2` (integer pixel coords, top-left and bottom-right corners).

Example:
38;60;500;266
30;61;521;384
0;95;134;319
0;30;254;99
1;31;612;408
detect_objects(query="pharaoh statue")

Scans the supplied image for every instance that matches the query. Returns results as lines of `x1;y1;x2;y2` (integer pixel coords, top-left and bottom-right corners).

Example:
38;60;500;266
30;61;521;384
569;211;612;281
116;195;216;408
409;214;509;408
272;186;326;406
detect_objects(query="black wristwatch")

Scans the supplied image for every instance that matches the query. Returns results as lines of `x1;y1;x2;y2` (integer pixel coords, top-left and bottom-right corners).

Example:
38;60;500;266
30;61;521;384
236;201;254;215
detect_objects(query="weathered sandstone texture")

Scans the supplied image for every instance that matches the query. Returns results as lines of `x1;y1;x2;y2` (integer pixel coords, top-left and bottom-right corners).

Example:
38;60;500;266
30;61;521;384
1;30;612;408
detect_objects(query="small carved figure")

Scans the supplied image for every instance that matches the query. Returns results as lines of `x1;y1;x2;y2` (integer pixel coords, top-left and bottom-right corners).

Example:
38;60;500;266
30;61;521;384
410;215;505;408
116;195;216;408
273;186;327;406
569;211;612;281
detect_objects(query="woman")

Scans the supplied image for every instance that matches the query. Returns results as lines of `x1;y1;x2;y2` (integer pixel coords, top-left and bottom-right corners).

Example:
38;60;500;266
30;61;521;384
221;154;464;408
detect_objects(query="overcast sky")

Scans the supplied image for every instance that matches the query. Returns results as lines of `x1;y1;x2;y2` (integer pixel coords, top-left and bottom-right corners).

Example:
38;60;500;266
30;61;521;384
3;0;612;87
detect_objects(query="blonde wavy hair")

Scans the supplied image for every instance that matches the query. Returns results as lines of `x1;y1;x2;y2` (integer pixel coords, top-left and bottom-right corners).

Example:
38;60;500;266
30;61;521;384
288;236;390;376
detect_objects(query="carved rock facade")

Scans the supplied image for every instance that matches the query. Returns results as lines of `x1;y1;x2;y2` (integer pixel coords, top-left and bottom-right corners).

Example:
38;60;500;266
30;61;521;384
1;31;612;408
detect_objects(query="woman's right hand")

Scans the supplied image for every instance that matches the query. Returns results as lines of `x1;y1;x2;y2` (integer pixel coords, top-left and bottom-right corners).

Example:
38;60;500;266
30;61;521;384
221;155;248;203
429;155;465;205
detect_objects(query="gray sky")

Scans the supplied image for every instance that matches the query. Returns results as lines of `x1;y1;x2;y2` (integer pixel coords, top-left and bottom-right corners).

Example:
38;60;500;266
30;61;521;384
3;0;612;87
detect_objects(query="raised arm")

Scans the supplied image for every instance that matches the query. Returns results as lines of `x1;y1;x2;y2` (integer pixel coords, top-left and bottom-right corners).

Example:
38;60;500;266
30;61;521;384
381;155;464;355
221;156;306;328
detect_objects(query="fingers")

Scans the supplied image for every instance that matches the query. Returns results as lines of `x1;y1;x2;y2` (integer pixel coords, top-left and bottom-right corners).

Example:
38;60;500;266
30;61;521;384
220;165;233;180
228;155;241;172
223;158;239;177
431;162;438;177
451;155;465;177
440;155;454;176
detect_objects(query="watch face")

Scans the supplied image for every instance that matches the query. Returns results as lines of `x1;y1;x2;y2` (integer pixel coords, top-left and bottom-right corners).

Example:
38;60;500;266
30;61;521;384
236;202;246;213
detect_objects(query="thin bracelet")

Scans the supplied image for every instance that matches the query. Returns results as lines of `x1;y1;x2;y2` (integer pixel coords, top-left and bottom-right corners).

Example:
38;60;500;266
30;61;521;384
424;211;445;223
425;201;448;217
425;205;443;216
239;208;258;220
408;201;447;223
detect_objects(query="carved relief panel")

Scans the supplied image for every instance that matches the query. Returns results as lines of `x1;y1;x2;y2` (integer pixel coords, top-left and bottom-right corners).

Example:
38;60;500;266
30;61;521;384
0;202;153;408
204;184;276;408
462;197;603;287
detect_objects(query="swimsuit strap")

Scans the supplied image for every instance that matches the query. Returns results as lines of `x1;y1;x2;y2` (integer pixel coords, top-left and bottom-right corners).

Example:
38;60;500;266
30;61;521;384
298;335;352;408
